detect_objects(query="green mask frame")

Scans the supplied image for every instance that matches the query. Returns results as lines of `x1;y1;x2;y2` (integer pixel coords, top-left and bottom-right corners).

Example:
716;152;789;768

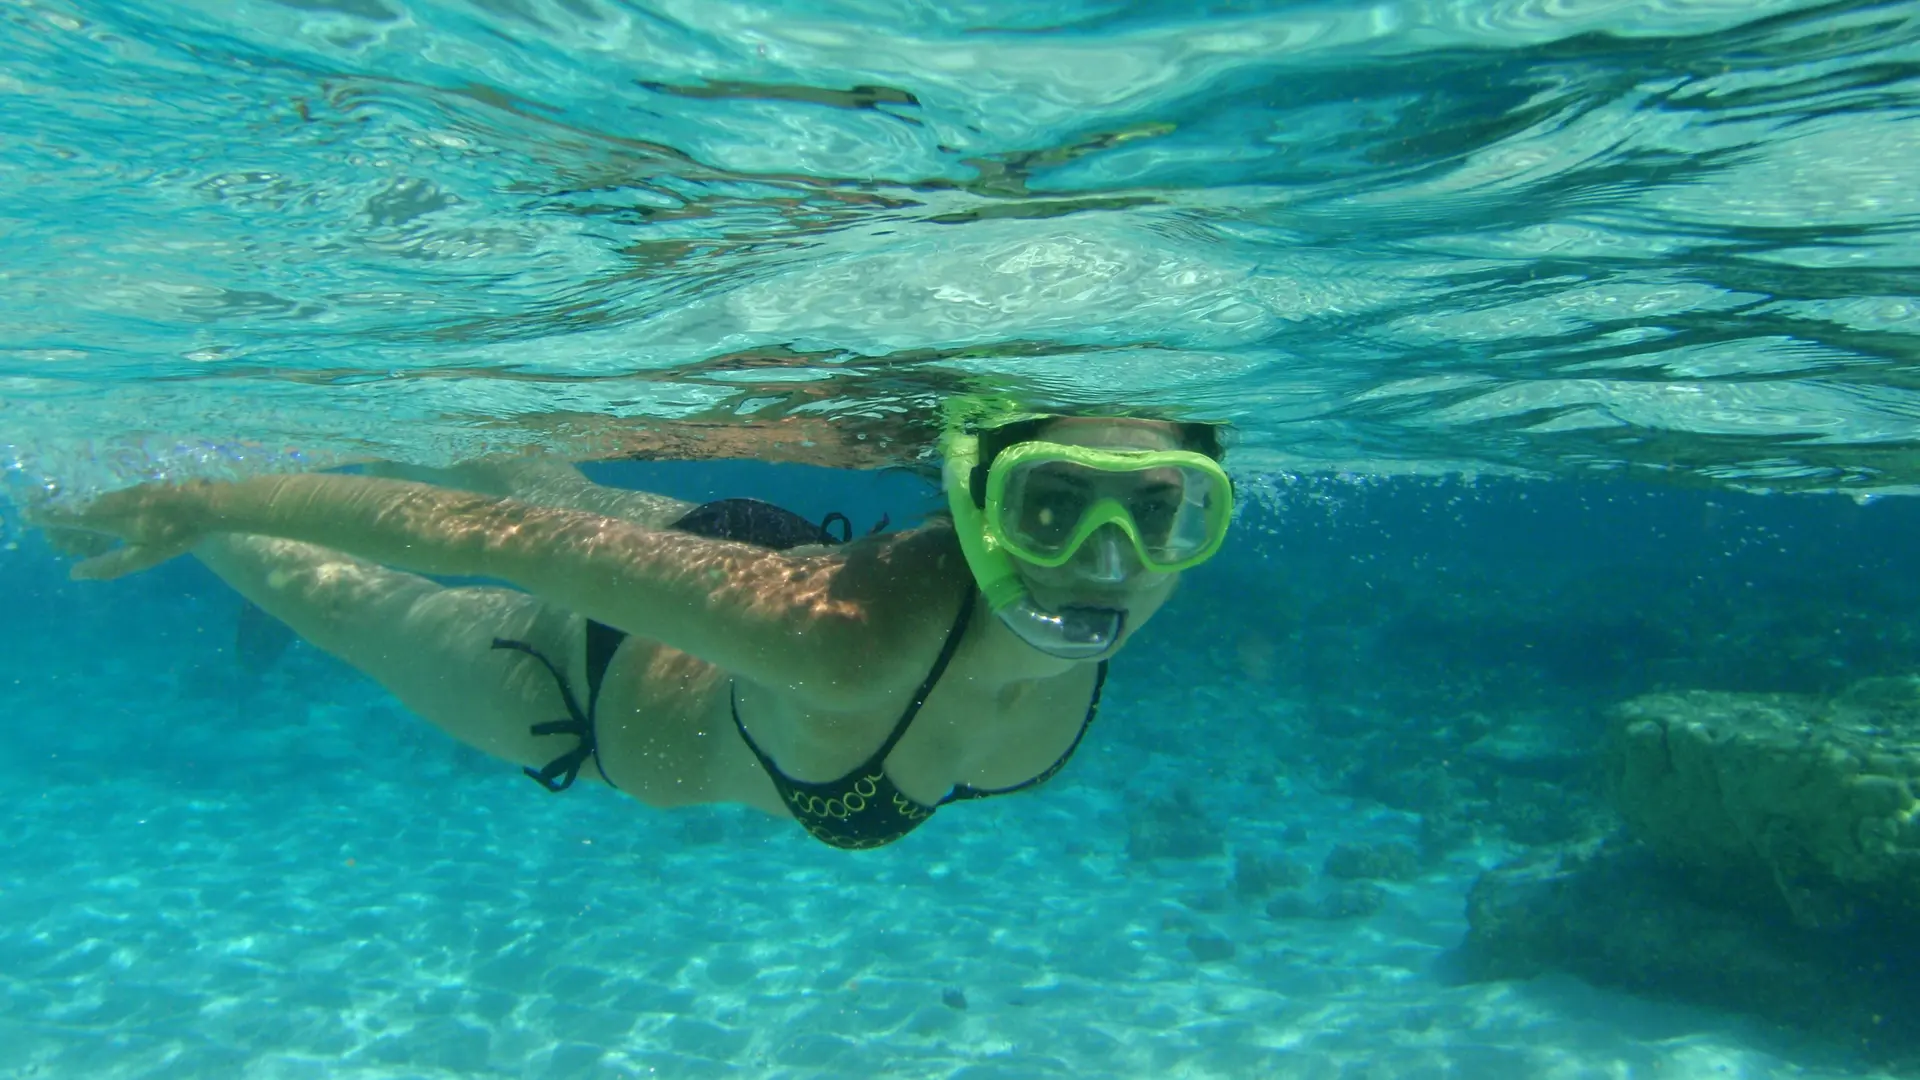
941;428;1233;611
979;440;1233;572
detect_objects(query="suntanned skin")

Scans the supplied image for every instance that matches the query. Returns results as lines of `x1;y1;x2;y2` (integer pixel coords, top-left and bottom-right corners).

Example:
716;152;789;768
44;420;1188;823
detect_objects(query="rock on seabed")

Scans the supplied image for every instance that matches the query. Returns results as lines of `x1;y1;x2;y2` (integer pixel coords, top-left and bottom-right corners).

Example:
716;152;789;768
1604;677;1920;922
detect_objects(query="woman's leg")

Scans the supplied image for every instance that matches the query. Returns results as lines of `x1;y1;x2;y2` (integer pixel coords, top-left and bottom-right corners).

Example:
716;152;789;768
196;533;600;779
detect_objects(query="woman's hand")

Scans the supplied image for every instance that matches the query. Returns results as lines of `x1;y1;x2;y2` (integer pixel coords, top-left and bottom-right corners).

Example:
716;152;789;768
31;481;217;580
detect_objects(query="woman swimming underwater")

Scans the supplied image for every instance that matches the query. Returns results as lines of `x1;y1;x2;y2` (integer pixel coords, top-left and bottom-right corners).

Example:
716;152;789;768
41;412;1234;850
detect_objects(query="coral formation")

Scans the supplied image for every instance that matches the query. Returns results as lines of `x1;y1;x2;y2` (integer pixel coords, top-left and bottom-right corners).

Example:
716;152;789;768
1453;675;1920;1063
1125;789;1224;861
1230;849;1311;900
1605;677;1920;925
1457;840;1920;1061
1323;841;1421;882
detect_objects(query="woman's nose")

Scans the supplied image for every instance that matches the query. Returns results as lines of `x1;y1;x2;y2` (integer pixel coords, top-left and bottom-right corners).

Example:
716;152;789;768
1075;526;1137;583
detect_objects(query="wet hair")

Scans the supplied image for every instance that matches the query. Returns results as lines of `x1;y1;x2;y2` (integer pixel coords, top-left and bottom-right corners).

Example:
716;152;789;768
967;416;1228;507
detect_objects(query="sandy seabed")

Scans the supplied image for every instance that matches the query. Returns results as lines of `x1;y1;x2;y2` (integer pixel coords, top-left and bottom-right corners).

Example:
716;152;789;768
0;646;1896;1080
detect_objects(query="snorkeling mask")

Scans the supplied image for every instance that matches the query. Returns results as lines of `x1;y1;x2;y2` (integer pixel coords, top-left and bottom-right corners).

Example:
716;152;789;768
941;421;1234;660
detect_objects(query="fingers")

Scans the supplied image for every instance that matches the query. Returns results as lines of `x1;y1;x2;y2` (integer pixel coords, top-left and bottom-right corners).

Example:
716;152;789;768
71;542;185;581
22;504;83;532
29;482;180;541
26;492;133;537
26;482;204;580
71;549;141;581
41;526;118;559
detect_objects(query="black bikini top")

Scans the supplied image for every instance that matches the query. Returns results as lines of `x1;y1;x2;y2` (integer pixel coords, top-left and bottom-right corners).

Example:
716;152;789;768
731;587;1108;850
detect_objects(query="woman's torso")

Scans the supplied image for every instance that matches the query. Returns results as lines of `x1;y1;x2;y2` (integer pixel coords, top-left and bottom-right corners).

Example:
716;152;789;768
583;527;1102;817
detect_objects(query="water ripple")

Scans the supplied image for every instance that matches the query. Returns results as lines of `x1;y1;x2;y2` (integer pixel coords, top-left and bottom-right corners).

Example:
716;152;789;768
4;0;1920;496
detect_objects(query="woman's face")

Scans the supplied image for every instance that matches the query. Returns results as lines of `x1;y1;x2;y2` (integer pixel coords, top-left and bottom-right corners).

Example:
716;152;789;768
1006;417;1188;647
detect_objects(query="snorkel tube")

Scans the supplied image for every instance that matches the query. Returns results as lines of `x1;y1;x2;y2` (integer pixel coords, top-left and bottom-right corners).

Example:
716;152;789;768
941;429;1124;660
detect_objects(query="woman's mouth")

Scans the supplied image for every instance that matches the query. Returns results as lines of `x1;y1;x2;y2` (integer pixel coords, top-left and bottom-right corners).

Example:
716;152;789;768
994;597;1126;660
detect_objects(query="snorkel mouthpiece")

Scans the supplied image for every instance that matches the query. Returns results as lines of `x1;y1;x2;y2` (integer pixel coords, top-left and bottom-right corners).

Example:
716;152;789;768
997;598;1124;660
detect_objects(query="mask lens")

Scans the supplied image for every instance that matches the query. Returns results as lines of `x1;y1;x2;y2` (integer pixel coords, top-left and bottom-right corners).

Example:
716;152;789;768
1136;465;1223;563
1004;462;1093;556
1125;477;1185;548
996;456;1226;567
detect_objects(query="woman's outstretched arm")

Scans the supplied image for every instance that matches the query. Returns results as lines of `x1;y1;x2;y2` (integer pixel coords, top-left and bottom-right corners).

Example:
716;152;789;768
43;473;929;708
362;457;696;528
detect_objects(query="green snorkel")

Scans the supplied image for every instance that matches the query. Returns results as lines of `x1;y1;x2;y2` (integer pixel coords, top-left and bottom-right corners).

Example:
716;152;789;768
941;428;1028;613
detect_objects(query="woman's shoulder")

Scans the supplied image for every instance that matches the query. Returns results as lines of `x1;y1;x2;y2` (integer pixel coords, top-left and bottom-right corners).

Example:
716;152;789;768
738;519;972;711
834;519;967;605
817;521;972;653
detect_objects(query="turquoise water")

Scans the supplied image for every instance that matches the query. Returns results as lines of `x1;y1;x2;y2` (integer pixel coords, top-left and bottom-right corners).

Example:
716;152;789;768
7;0;1920;1077
7;0;1920;493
